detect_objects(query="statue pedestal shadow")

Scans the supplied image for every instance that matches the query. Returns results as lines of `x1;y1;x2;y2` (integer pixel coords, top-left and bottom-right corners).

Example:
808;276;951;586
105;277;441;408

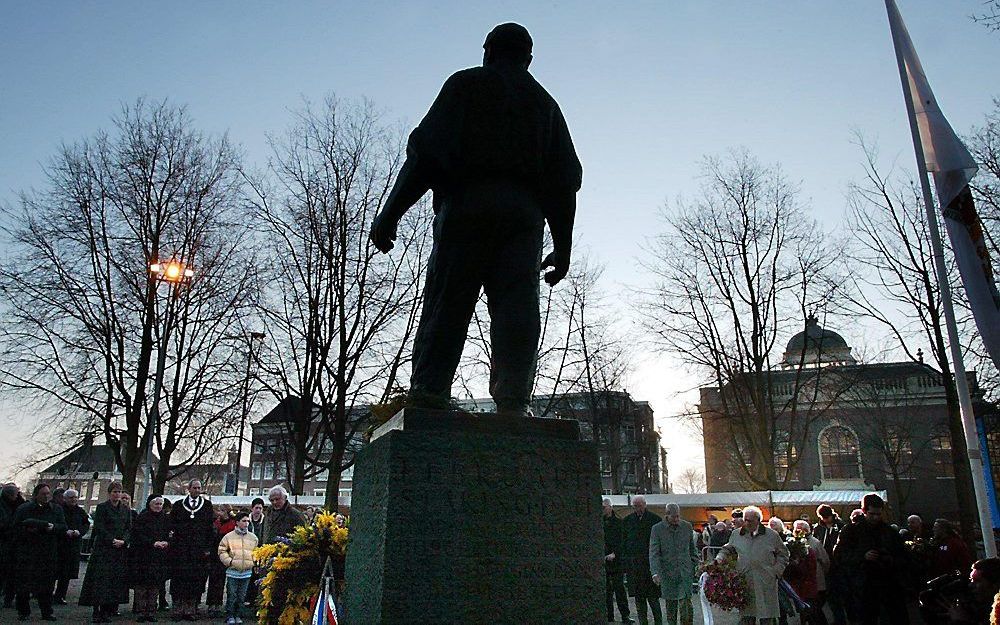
343;408;605;624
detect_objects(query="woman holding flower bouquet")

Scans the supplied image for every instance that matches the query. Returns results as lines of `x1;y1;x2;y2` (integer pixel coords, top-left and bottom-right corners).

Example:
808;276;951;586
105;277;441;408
717;506;789;624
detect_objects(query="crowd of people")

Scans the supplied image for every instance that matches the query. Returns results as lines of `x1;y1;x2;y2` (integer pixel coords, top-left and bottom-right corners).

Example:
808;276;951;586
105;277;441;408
603;493;1000;625
0;478;345;624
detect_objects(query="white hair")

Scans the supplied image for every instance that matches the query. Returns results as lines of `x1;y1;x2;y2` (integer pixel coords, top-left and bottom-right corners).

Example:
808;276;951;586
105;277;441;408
632;495;646;505
768;516;785;531
602;498;612;506
907;514;922;524
268;485;289;498
743;506;763;521
665;502;680;515
793;519;811;534
63;488;79;498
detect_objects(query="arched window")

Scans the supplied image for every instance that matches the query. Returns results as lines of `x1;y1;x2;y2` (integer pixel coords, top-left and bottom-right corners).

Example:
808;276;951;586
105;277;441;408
819;425;862;480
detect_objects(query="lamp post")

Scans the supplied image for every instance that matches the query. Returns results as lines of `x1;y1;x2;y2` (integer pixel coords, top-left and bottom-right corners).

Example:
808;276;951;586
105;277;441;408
141;260;194;508
229;330;265;495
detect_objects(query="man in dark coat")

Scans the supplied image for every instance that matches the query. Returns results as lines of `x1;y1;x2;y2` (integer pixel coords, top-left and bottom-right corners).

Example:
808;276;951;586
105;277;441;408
1;482;26;609
603;498;632;624
78;481;132;623
833;493;909;625
12;482;66;621
369;22;583;416
623;495;662;625
169;479;215;621
53;488;90;604
261;485;307;545
814;504;847;625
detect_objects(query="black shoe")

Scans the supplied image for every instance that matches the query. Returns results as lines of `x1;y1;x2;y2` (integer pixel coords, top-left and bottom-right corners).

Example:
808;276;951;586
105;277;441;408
148;617;159;623
41;616;58;622
93;616;111;624
137;618;148;623
53;597;67;605
18;616;30;622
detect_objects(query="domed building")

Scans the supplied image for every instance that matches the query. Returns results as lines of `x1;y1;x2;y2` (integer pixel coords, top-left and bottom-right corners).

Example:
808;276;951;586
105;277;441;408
780;316;856;368
699;317;998;524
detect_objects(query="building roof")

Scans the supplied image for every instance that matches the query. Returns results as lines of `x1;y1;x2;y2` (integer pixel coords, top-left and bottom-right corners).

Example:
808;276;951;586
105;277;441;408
782;316;856;367
39;442;118;476
257;396;316;425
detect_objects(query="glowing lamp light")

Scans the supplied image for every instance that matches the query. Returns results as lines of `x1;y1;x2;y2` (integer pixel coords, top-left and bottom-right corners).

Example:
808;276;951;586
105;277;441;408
150;260;194;283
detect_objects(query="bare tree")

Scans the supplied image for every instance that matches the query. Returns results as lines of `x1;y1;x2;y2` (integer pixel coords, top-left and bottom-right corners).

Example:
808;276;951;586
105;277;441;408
248;97;429;509
0;100;256;495
973;1;1000;31
675;467;707;494
845;137;978;546
638;149;847;491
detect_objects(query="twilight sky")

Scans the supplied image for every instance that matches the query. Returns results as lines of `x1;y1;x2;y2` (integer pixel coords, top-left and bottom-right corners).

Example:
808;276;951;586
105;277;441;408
1;1;998;485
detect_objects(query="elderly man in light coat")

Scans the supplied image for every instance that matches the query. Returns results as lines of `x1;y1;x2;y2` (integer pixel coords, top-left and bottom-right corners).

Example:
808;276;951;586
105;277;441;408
717;505;789;625
649;503;699;625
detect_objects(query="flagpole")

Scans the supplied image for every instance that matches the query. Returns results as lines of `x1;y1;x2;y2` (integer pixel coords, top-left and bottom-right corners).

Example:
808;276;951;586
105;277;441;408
885;0;997;557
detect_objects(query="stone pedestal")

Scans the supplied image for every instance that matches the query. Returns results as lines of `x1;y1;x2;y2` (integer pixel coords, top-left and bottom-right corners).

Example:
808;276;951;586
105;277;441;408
343;408;605;624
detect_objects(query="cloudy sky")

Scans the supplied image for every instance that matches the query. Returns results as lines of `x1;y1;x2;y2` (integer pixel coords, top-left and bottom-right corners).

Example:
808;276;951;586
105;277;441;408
2;1;998;484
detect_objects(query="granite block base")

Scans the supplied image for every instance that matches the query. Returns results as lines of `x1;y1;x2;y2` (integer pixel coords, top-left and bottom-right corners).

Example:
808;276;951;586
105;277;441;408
343;408;605;624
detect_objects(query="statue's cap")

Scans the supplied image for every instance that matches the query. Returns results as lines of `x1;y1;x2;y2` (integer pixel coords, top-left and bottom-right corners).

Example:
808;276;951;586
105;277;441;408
484;23;532;54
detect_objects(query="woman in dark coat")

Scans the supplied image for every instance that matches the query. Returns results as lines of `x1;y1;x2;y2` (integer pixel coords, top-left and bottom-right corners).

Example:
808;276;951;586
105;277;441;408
79;481;132;623
129;494;170;622
0;483;26;609
12;483;66;621
54;488;91;604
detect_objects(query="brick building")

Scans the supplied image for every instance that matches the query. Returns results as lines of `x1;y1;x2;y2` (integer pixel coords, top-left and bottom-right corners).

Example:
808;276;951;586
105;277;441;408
700;317;993;522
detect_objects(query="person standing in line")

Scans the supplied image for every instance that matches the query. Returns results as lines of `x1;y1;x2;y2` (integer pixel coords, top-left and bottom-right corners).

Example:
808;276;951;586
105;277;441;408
623;495;662;625
218;511;258;625
813;504;847;625
928;518;973;580
158;498;173;613
649;503;699;625
206;504;235;616
244;498;266;610
12;483;66;621
78;481;132;623
785;519;828;625
1;483;26;609
717;505;789;625
169;480;215;621
54;488;90;605
602;498;632;624
833;493;908;625
261;486;306;545
129;494;171;622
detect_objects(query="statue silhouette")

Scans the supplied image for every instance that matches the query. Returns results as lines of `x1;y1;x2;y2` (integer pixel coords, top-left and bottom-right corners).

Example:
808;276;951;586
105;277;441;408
370;23;583;415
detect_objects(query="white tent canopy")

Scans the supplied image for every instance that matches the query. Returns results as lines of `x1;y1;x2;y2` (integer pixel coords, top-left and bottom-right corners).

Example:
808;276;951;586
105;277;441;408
604;490;885;509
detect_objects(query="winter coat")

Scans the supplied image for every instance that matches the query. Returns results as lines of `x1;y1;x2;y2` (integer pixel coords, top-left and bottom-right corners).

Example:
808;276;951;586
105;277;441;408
168;495;215;600
648;519;699;600
261;502;307;545
57;503;91;580
808;534;830;592
129;509;171;587
622;510;662;598
812;518;844;560
603;512;625;575
929;534;974;580
218;529;258;572
12;500;67;593
0;494;26;578
719;524;790;619
79;500;132;606
833;518;907;591
785;541;819;600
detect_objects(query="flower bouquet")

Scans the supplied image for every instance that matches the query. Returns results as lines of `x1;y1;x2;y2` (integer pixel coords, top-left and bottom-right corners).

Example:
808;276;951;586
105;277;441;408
700;558;751;612
253;511;349;625
785;532;809;562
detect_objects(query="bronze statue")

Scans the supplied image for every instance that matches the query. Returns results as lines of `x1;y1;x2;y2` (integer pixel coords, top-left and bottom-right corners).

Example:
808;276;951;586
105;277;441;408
370;23;582;416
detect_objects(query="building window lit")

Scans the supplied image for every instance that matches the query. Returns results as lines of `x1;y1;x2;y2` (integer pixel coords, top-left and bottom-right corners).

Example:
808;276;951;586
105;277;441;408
819;425;862;480
931;431;955;478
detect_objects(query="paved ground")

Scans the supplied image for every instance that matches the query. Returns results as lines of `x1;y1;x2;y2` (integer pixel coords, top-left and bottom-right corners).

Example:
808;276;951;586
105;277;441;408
10;563;747;624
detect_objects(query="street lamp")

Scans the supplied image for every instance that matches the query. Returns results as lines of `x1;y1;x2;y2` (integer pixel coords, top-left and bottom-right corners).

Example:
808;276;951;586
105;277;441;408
140;259;195;508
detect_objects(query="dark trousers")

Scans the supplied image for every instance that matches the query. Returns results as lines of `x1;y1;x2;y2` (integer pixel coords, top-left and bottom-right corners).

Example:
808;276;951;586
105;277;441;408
635;595;662;625
409;183;545;413
16;588;54;618
606;571;630;621
804;592;830;625
134;585;158;617
53;577;69;601
207;563;226;606
859;585;908;625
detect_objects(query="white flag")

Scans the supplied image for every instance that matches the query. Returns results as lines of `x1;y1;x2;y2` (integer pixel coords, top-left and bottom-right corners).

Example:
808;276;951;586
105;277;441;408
887;0;1000;370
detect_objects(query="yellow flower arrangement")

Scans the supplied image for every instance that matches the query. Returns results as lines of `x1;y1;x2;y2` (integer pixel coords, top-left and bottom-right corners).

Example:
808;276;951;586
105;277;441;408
252;510;349;625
